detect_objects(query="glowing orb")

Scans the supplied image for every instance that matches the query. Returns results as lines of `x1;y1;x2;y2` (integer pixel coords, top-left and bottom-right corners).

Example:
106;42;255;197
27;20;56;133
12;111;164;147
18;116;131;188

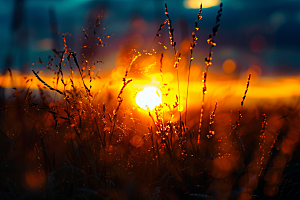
184;0;220;9
135;86;162;111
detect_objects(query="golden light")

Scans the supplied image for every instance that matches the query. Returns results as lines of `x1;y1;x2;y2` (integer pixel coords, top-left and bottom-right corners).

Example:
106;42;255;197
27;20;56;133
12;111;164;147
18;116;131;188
135;86;162;111
223;59;236;74
184;0;220;9
25;172;46;190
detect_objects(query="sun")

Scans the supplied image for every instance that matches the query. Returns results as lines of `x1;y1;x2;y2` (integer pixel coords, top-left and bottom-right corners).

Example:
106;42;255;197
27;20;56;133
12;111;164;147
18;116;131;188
135;86;162;111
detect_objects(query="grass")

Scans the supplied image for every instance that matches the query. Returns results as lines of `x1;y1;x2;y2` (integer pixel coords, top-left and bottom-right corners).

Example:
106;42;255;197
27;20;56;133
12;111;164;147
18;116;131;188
1;2;300;200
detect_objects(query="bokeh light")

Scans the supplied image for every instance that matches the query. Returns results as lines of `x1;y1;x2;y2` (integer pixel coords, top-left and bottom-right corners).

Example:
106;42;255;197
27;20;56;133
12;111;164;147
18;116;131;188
25;172;45;190
184;0;221;9
222;59;236;74
250;35;267;53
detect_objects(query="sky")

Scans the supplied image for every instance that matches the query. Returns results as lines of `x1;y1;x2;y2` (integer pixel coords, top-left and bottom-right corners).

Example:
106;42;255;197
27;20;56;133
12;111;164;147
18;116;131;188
0;0;299;77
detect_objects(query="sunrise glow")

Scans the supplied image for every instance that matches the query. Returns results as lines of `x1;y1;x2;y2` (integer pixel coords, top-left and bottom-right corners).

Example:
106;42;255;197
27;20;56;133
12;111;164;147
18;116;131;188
184;0;221;9
135;86;162;111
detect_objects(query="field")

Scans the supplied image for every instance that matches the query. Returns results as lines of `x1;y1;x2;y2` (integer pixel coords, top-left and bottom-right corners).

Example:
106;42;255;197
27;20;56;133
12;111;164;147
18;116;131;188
1;2;300;200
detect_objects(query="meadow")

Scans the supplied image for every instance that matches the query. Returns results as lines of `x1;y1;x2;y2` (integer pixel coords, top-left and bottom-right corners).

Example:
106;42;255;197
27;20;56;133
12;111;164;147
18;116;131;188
1;2;300;200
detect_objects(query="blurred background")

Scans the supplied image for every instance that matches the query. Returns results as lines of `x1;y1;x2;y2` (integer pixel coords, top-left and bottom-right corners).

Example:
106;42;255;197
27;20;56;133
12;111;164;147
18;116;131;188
0;0;299;77
1;2;300;198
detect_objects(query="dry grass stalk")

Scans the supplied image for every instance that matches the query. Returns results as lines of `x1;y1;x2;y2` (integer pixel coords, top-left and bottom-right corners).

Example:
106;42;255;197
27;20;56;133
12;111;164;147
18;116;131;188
237;73;251;127
185;4;202;126
198;3;223;145
164;3;176;52
164;3;182;130
258;113;267;176
32;69;64;95
208;101;217;140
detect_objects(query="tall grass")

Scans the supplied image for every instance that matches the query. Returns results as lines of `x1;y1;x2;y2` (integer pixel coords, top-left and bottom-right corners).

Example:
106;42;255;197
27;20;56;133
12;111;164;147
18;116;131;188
0;2;299;200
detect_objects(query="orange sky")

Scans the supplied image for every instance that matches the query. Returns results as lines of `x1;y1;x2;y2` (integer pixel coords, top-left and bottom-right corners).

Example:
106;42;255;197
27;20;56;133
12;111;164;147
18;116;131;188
1;70;300;111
